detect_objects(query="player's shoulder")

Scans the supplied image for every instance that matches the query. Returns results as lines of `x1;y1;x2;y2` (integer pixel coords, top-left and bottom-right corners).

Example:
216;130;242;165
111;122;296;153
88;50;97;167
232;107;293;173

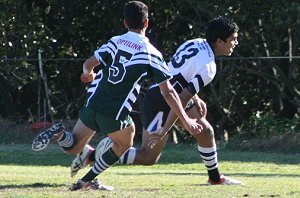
184;37;206;46
110;32;163;57
145;43;163;57
137;39;164;59
108;34;122;44
188;38;214;59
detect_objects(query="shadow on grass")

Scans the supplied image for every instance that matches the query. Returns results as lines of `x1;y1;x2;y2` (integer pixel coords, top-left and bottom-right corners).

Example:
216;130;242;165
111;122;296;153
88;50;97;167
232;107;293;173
0;183;64;190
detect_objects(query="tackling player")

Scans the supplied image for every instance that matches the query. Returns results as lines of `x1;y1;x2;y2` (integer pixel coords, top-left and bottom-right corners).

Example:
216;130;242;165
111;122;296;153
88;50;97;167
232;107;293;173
31;0;202;190
71;16;243;185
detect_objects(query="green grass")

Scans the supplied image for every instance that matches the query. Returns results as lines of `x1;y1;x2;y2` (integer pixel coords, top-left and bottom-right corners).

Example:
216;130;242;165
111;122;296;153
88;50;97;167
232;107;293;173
0;143;300;198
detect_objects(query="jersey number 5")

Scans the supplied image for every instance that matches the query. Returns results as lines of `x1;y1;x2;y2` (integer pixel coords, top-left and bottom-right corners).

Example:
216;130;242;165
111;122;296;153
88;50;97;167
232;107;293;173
108;49;133;84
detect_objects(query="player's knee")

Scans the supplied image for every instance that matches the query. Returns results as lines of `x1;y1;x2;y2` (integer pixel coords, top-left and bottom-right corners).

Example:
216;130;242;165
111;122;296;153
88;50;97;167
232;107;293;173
123;141;133;151
203;124;215;139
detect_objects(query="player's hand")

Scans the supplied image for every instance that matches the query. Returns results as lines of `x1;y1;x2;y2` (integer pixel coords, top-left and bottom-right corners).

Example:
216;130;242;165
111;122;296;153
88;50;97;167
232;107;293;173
80;72;96;83
182;118;203;135
147;128;168;149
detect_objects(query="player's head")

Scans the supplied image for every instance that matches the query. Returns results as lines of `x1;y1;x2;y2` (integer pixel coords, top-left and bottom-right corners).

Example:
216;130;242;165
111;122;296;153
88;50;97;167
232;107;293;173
206;16;239;56
123;1;148;30
206;16;239;44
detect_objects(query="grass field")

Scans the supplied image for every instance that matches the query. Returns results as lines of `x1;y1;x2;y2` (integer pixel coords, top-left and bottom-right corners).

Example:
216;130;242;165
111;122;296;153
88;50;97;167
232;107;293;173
0;142;300;198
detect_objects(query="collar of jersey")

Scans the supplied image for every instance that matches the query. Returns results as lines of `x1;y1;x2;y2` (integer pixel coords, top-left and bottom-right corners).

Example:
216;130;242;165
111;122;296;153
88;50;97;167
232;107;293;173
126;31;148;41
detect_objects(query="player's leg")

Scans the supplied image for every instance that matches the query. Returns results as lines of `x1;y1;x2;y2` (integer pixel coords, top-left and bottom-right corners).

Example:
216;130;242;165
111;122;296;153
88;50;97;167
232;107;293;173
71;123;135;191
121;129;169;165
83;124;135;180
183;102;242;185
74;120;135;190
32;118;95;153
70;108;136;177
120;86;170;165
175;103;220;180
190;115;220;182
57;118;95;155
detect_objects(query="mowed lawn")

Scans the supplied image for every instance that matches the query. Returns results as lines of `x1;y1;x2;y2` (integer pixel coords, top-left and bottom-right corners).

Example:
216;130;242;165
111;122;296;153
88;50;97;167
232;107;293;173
0;143;300;198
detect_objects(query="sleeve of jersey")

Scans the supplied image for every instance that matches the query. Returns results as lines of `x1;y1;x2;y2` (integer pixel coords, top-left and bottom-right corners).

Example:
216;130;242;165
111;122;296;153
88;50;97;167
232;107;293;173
94;40;116;67
186;75;205;95
187;61;216;95
148;55;172;84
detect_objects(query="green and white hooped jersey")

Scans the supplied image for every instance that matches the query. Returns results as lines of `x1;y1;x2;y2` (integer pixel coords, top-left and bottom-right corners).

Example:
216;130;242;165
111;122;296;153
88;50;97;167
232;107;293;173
86;31;171;121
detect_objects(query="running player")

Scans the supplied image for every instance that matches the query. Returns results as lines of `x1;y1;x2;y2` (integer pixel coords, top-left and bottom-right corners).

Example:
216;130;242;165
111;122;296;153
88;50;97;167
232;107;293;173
71;16;243;185
31;0;202;190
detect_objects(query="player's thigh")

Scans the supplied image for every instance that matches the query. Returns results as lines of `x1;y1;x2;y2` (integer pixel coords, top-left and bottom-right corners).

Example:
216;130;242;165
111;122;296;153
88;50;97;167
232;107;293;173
108;123;135;146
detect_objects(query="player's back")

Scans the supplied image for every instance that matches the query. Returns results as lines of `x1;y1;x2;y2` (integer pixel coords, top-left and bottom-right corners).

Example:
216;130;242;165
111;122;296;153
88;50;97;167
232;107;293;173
86;31;171;120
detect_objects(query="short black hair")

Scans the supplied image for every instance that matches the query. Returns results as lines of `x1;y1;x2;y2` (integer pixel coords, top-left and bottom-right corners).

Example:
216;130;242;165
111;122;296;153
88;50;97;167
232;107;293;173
123;1;148;29
205;16;239;44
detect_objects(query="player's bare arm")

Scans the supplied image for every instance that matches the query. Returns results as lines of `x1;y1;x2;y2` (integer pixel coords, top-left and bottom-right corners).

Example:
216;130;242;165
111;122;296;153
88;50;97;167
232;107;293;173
158;81;202;135
80;55;99;83
148;88;199;148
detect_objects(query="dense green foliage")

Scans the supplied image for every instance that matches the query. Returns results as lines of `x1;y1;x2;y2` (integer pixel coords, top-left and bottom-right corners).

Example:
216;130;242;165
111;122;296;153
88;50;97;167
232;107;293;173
0;0;299;140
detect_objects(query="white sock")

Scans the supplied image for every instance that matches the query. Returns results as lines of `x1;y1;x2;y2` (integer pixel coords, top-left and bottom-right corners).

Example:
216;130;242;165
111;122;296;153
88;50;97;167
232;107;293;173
198;145;218;170
119;147;136;164
57;131;74;150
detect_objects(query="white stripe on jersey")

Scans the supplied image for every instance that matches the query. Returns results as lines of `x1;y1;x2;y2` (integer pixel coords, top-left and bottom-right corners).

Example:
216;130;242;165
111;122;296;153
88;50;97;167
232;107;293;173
115;72;147;120
97;55;107;66
129;53;169;74
86;71;103;106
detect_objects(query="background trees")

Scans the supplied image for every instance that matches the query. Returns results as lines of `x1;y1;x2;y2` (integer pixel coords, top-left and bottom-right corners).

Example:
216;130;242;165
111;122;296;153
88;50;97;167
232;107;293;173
0;0;299;140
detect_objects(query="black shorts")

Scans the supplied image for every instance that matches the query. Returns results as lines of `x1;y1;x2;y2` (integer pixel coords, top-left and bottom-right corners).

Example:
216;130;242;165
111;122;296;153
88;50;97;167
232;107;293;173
143;86;194;132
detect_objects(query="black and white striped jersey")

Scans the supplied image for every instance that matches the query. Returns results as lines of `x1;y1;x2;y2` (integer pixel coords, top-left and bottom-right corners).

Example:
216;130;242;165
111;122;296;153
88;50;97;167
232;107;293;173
143;38;216;132
168;38;216;95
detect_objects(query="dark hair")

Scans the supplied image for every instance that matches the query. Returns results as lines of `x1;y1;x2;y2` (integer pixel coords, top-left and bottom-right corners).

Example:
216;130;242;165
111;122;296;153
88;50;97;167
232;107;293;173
123;1;148;29
205;16;239;44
